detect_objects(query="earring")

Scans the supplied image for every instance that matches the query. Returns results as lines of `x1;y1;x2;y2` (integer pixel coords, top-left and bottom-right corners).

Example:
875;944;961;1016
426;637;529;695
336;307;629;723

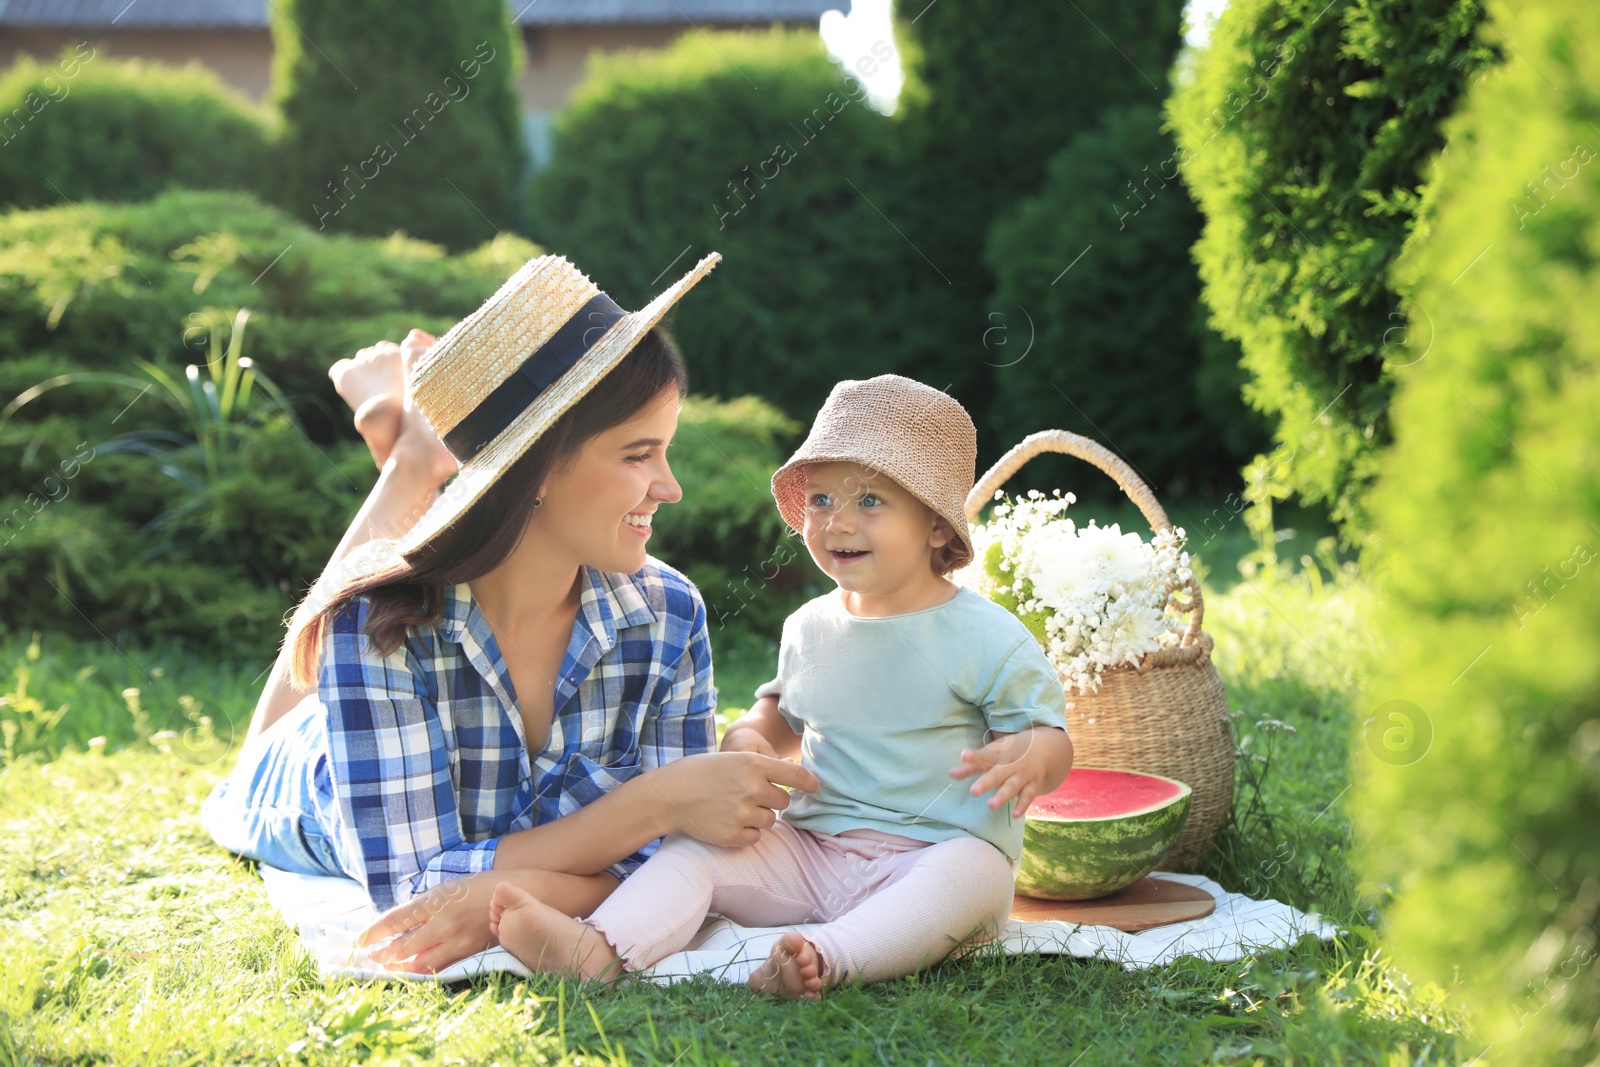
532;497;543;508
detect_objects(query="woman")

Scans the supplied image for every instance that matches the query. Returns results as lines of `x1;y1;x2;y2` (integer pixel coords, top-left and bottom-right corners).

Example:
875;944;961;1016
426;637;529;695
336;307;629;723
200;252;816;975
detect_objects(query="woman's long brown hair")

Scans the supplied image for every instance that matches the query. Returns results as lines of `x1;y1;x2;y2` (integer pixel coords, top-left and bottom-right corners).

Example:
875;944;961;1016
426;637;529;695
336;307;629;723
285;326;688;689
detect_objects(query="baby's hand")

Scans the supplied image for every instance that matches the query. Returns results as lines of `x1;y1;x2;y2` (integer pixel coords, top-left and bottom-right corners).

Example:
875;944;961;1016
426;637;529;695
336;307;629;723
949;727;1070;818
720;725;779;758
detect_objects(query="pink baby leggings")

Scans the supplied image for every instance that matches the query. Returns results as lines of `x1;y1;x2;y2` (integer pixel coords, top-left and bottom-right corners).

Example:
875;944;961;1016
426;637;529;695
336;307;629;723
583;821;1016;985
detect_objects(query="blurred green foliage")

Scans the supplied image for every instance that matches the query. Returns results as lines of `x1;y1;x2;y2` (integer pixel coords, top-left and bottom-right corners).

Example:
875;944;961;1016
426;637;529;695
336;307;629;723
1351;0;1600;1061
0;188;804;659
0;189;528;655
891;0;1188;436
0;191;502;652
902;0;1190;441
1168;0;1499;548
268;0;523;249
525;28;915;426
86;308;363;592
986;103;1270;498
526;10;1235;490
0;51;273;211
0;315;374;655
0;188;541;429
897;0;1187;253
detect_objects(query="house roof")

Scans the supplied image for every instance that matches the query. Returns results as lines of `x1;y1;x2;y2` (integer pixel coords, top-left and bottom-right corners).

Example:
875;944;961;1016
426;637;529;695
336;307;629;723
0;0;846;29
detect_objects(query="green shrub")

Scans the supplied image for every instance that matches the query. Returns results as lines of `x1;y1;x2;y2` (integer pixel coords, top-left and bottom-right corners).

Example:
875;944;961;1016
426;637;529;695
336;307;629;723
89;309;374;592
522;28;917;425
0;51;273;210
1352;0;1600;1060
0;186;816;653
1168;0;1499;547
0;341;376;660
2;385;803;662
0;189;542;657
891;0;1187;437
985;103;1269;499
0;189;541;434
268;0;523;249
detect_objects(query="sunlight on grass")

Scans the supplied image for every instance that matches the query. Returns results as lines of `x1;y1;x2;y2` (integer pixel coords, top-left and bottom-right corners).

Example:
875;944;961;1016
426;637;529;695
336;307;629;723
0;548;1484;1064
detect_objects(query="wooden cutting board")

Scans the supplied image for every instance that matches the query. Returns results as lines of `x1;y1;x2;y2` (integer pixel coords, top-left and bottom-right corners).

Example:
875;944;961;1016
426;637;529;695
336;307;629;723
1010;876;1216;932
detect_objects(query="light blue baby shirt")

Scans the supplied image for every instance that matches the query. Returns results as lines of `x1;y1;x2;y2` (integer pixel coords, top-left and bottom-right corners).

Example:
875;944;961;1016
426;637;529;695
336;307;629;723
755;585;1069;861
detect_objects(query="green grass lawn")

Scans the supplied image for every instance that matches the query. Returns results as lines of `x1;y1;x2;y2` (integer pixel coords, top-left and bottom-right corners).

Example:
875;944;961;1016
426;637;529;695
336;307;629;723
0;550;1484;1065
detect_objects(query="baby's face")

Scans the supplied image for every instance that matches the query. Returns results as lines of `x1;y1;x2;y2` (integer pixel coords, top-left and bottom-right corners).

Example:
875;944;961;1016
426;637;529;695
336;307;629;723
799;462;950;596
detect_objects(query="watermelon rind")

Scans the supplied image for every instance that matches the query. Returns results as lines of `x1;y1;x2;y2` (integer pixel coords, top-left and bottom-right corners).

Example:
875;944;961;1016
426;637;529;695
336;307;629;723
1015;769;1193;901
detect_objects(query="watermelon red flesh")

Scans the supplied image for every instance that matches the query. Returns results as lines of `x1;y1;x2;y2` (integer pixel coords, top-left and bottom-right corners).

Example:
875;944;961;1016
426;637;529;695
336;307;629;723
1016;768;1193;901
1027;767;1188;820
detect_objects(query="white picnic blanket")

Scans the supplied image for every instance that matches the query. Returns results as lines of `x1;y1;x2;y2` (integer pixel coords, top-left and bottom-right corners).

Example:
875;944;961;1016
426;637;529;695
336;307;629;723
256;865;1342;984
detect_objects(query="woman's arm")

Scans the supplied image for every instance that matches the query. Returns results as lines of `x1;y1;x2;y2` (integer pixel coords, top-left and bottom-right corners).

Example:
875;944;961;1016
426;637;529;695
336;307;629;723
490;749;817;873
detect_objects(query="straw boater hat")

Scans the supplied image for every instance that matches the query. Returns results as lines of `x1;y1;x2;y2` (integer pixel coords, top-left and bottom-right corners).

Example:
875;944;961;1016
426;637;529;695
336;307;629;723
770;374;977;570
394;251;722;556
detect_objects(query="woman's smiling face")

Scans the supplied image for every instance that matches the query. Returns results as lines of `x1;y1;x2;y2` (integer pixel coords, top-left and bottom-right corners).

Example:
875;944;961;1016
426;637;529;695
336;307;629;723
534;384;683;574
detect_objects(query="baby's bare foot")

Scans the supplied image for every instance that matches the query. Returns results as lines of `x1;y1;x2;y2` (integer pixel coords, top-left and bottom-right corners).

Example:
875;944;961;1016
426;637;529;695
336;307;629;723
748;931;825;1000
330;342;405;468
489;881;622;981
487;879;527;944
388;329;458;489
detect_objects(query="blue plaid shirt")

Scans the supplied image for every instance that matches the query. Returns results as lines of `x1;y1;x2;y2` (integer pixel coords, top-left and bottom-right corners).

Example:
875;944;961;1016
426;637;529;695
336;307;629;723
317;557;716;913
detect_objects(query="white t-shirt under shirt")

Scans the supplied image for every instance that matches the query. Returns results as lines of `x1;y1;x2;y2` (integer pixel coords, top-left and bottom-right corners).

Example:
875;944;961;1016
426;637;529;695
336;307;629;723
752;584;1070;861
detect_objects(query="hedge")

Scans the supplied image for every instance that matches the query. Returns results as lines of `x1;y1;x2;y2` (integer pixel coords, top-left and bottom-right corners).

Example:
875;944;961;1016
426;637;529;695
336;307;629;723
1352;0;1600;1060
1168;0;1499;547
985;103;1269;499
268;0;523;250
892;0;1188;434
0;190;803;657
522;28;919;428
0;51;273;211
0;188;540;431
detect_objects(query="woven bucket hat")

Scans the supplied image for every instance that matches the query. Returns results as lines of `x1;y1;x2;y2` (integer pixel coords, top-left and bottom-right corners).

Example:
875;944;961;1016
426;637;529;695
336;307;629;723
770;374;977;570
394;251;722;556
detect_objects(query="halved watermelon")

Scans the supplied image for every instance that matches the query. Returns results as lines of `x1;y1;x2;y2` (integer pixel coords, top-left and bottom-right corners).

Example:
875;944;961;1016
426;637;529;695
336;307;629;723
1016;767;1193;901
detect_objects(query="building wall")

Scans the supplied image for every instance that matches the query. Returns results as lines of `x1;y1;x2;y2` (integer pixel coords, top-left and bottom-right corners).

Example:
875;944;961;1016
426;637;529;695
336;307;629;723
519;25;684;112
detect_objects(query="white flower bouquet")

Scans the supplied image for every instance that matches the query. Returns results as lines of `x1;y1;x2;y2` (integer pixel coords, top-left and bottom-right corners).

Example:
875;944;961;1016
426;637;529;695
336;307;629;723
954;489;1195;695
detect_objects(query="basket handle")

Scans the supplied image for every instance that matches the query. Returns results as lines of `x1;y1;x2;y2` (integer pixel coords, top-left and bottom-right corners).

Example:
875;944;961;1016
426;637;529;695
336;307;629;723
964;429;1205;645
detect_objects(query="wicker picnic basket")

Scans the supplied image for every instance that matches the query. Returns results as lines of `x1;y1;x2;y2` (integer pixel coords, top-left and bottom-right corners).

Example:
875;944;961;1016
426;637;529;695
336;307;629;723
964;430;1235;868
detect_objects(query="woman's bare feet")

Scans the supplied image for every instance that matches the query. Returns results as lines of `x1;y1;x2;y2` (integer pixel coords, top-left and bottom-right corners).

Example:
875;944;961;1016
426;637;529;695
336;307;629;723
489;882;624;981
748;931;826;999
389;329;458;489
329;341;406;468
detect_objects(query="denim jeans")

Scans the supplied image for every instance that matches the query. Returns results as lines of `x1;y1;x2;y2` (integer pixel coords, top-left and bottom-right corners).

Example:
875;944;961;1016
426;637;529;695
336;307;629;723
200;693;348;879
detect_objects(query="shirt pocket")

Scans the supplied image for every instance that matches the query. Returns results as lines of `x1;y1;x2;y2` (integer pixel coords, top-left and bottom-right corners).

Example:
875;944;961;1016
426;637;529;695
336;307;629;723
550;747;643;818
574;673;647;765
